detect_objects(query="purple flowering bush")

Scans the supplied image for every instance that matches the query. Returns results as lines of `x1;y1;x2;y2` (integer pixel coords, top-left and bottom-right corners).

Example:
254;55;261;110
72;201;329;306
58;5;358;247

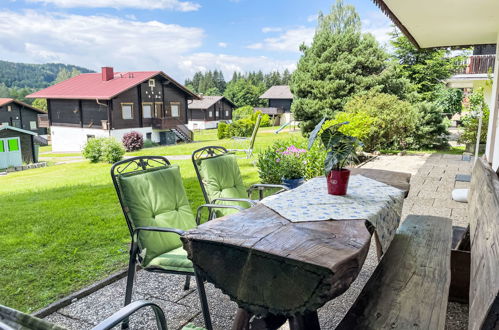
122;131;144;152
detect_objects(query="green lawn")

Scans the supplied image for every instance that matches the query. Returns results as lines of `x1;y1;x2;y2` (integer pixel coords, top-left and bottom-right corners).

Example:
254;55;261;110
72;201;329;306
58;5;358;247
0;129;289;313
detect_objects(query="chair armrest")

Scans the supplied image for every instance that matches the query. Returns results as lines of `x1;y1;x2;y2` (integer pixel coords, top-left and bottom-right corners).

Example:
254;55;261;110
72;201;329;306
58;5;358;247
133;226;185;236
91;300;167;330
248;184;289;200
196;203;245;224
212;197;257;206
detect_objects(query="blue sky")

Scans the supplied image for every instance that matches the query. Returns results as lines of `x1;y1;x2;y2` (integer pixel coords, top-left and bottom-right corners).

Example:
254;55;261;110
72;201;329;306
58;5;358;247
0;0;392;82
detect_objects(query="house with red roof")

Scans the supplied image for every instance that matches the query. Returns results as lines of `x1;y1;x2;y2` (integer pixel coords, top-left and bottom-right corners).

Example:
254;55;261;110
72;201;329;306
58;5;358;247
187;95;236;130
0;98;48;136
28;67;199;152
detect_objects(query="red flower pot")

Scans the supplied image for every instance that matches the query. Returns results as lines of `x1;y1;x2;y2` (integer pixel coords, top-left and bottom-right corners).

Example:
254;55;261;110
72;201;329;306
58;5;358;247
327;169;351;195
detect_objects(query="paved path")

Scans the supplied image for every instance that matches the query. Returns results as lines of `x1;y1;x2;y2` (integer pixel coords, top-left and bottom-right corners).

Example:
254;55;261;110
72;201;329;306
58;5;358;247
43;153;472;329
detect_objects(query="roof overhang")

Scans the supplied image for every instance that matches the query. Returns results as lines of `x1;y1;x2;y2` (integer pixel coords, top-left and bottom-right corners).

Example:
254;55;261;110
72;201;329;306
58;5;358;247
372;0;499;48
446;73;492;88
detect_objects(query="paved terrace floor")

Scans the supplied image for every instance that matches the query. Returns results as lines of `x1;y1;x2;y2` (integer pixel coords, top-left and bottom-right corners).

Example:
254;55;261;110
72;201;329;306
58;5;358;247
43;153;472;329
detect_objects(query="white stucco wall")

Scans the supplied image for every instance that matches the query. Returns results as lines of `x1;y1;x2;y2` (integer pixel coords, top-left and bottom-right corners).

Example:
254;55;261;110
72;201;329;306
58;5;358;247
187;121;219;130
51;126;110;152
51;126;154;152
486;34;499;171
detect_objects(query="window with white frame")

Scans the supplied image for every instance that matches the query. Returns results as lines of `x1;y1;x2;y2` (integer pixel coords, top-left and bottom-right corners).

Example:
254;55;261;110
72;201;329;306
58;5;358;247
121;103;133;119
208;111;213;118
171;103;180;117
7;105;12;112
148;79;156;87
215;111;219;117
142;103;152;118
30;121;37;130
225;110;229;117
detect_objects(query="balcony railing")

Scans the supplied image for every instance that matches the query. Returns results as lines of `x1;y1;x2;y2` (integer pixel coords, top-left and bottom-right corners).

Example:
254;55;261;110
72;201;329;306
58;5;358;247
152;117;193;141
455;55;495;75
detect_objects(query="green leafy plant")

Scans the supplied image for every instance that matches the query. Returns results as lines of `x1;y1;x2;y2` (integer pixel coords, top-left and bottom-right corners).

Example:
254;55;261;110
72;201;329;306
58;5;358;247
82;138;103;163
458;87;489;145
277;145;307;179
308;119;361;173
217;122;229;139
143;139;159;148
232;106;254;121
257;139;325;183
101;138;125;163
82;137;125;164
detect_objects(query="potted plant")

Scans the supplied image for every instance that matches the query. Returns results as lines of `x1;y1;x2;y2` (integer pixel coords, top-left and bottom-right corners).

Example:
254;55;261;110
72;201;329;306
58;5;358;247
308;119;361;195
278;145;307;189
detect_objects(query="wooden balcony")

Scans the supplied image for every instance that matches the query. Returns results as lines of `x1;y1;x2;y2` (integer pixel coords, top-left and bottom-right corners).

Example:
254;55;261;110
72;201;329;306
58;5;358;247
38;114;49;128
152;118;193;141
455;55;495;75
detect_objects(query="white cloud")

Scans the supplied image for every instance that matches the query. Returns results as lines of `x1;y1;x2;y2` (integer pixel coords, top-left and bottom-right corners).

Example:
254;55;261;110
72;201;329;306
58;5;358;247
179;53;296;80
247;27;314;52
362;12;393;44
0;10;203;78
27;0;201;11
307;14;318;22
0;10;298;81
262;27;282;33
218;42;228;48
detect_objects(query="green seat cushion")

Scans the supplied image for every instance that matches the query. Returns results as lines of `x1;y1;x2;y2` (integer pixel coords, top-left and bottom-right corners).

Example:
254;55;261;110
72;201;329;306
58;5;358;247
118;165;196;267
145;246;193;273
197;153;249;217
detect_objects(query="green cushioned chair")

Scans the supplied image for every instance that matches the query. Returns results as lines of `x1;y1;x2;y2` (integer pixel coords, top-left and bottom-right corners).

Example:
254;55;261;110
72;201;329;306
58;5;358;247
111;156;242;330
192;146;288;218
0;300;175;330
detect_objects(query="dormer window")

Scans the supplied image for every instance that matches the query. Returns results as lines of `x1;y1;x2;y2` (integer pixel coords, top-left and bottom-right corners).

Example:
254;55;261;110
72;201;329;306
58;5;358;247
148;79;156;88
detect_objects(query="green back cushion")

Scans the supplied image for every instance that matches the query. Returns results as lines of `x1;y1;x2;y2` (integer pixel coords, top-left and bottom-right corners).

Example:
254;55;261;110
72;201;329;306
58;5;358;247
197;153;249;216
118;165;196;266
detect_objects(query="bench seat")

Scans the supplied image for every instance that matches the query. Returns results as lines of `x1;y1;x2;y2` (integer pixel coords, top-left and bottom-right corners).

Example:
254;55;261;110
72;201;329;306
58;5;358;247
336;215;452;330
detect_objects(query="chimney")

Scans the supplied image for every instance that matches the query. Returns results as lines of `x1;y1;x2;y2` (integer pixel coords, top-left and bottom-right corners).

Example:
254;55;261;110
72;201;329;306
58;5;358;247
101;67;114;81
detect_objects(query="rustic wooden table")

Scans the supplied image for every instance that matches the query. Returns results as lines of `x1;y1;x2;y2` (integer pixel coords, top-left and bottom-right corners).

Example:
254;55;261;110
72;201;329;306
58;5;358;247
181;168;411;330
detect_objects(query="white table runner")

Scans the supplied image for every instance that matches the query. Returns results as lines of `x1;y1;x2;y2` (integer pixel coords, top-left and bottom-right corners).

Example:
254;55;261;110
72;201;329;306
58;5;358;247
260;175;405;252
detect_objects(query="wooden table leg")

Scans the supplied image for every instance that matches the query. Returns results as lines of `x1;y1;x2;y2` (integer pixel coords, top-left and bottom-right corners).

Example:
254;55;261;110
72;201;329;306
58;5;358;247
232;309;288;330
289;311;321;330
288;311;320;330
232;308;251;330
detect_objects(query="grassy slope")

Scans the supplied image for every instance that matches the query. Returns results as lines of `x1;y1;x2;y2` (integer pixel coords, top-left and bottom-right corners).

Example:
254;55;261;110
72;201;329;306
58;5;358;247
0;129;299;312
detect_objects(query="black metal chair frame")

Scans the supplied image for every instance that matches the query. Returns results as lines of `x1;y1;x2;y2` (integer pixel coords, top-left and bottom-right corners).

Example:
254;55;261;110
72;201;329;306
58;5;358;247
191;146;288;212
0;300;168;330
111;156;243;330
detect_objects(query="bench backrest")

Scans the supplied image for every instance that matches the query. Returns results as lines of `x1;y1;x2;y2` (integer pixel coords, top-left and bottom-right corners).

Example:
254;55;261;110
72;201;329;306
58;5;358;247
467;158;499;330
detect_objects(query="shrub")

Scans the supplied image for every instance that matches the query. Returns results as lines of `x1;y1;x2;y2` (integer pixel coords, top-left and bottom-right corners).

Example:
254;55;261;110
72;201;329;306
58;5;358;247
343;93;420;151
122;131;144;152
410;102;450;149
257;139;325;184
434;86;463;115
143;139;158;148
458;87;490;145
82;137;125;163
101;138;126;163
233;106;254;121
217;122;229;139
325;111;376;151
82;138;103;163
228;118;255;137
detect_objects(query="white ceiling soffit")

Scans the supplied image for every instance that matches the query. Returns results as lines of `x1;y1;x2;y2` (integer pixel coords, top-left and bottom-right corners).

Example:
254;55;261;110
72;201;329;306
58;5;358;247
376;0;499;48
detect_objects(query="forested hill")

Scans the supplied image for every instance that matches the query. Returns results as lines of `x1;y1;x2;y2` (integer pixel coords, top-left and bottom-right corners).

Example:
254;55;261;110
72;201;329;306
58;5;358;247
0;60;93;89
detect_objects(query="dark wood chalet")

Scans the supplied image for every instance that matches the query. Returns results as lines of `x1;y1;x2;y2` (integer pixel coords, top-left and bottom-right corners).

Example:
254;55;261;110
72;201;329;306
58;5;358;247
187;95;236;129
256;85;294;125
28;67;199;151
0;98;47;136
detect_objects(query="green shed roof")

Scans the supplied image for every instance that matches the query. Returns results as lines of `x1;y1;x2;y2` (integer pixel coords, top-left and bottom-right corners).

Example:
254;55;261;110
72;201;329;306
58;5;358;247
0;125;37;136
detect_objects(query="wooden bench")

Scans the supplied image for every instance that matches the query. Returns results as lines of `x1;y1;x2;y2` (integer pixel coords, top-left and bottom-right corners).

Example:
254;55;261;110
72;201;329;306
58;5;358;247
338;157;499;330
336;215;453;330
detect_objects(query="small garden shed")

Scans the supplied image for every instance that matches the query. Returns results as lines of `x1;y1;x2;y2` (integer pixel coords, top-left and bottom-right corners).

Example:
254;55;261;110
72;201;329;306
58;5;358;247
0;125;37;169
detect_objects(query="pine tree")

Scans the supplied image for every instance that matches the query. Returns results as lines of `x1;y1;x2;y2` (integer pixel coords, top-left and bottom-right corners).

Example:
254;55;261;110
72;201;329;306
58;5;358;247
291;0;405;133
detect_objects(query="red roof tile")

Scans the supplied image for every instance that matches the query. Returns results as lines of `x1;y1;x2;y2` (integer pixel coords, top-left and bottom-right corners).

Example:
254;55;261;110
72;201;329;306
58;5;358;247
27;71;199;100
0;98;14;107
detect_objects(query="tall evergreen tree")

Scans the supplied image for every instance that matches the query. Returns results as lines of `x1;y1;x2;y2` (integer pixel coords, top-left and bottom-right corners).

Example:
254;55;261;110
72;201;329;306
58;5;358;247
390;30;467;101
291;0;407;133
